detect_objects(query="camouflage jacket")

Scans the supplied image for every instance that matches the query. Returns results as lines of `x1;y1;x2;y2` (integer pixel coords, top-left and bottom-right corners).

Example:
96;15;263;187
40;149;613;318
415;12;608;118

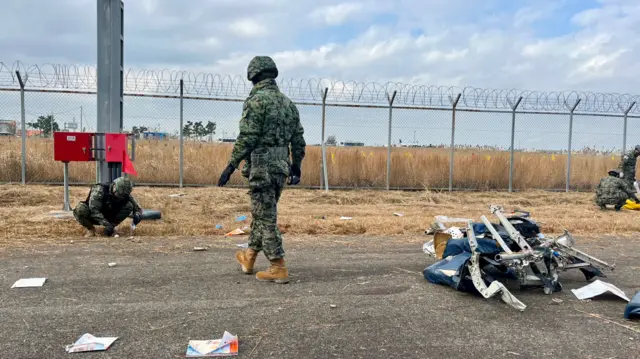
595;176;637;203
84;183;142;225
618;151;638;182
228;78;306;176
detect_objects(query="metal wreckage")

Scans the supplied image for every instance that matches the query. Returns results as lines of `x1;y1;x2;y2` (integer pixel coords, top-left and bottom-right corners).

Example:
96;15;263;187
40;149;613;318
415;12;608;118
422;205;616;311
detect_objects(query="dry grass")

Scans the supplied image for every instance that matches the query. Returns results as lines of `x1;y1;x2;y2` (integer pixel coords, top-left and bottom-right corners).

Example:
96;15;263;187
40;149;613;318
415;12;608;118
0;184;637;244
0;138;625;190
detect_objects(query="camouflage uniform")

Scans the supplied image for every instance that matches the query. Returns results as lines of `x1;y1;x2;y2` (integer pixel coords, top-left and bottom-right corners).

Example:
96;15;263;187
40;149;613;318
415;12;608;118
73;176;142;236
218;56;305;284
618;145;640;185
595;170;639;210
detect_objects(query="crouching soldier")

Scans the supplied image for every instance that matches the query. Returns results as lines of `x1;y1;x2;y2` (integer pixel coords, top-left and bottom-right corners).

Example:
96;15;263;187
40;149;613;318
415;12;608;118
595;169;639;211
73;176;142;237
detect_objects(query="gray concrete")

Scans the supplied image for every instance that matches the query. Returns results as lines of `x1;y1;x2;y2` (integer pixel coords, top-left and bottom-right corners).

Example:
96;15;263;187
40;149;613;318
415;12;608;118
0;236;638;359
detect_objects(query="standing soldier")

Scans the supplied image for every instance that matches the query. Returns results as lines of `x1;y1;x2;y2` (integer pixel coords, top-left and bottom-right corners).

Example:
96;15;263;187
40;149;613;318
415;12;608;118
595;169;639;210
217;56;306;284
618;145;640;192
73;176;143;236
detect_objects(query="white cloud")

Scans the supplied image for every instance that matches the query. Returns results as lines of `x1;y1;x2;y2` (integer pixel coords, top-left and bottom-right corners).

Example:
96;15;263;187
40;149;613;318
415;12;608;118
229;18;267;38
310;2;364;26
0;0;640;95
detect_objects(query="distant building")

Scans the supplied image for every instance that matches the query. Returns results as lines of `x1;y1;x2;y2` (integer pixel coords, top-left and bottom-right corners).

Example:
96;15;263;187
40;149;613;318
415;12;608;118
0;120;16;136
142;131;168;140
339;141;365;147
218;137;236;143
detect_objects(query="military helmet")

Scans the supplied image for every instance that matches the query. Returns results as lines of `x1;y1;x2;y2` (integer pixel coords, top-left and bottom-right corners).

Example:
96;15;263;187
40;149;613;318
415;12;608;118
247;56;278;81
112;176;133;197
608;169;621;177
634;145;640;154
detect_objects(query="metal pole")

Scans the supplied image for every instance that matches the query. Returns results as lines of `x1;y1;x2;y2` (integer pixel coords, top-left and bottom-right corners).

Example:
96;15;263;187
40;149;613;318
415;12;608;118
16;71;26;185
619;102;636;155
508;96;523;192
320;87;329;192
50;111;54;137
80;105;83;132
565;98;581;192
97;0;124;183
449;93;461;192
63;162;71;211
386;90;397;190
179;79;184;187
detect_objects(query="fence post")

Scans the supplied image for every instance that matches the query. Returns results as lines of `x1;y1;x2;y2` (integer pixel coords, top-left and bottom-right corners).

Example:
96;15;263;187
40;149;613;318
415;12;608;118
564;98;581;192
386;90;397;190
16;71;26;185
63;162;71;211
448;93;461;192
619;102;636;155
508;96;523;192
179;79;184;187
320;87;329;192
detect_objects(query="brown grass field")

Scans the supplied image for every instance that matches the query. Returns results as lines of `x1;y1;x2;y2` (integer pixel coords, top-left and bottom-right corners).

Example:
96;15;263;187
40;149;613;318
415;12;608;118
0;137;627;190
1;184;638;246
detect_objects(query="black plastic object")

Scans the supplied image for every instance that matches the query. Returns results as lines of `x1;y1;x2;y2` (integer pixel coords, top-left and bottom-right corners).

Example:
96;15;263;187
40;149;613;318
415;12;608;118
624;291;640;320
129;209;162;221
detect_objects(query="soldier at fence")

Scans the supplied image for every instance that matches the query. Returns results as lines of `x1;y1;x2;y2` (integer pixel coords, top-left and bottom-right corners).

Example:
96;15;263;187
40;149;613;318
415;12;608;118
618;145;640;190
73;176;143;237
595;169;639;211
217;55;306;284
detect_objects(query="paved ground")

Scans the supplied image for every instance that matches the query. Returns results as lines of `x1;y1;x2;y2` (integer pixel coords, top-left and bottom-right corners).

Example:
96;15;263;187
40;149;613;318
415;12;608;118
0;235;639;359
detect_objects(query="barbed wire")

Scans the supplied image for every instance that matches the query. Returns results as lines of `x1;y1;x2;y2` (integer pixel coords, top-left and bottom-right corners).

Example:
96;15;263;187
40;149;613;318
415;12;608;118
1;61;639;114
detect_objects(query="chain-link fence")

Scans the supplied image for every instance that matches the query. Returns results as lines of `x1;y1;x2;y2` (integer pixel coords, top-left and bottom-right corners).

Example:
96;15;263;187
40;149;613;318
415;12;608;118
1;61;639;191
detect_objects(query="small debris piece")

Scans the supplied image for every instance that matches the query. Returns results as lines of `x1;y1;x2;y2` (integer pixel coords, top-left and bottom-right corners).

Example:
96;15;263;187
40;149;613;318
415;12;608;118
225;228;246;236
169;193;186;198
235;215;248;222
236;243;249;249
70;240;74;244
65;333;118;353
193;247;207;251
11;278;46;288
114;234;119;238
329;304;337;308
393;212;404;217
215;224;223;229
127;236;134;240
551;298;563;304
339;216;352;220
571;280;630;301
108;262;117;267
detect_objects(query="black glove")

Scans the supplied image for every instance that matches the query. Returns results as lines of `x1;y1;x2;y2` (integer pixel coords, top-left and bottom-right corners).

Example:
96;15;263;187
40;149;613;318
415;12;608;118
132;212;142;226
103;223;115;236
288;164;301;185
632;195;639;203
217;164;235;187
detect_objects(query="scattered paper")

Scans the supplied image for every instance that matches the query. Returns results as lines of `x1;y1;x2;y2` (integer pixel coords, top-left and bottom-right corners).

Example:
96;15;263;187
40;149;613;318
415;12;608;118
216;224;223;229
422;240;435;256
65;333;118;353
11;278;46;288
236;243;248;249
225;228;246;236
339;216;352;220
169;193;187;197
193;247;207;251
186;331;238;357
108;262;117;267
393;212;404;217
571;280;630;301
235;215;247;222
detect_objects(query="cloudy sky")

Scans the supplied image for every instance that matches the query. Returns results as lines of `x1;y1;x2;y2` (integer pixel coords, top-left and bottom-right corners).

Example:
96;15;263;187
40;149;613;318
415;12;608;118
1;0;639;93
0;0;639;151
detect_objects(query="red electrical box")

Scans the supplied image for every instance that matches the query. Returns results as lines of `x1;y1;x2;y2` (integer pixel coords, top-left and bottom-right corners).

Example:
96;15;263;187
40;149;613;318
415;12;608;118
105;133;128;162
53;132;94;162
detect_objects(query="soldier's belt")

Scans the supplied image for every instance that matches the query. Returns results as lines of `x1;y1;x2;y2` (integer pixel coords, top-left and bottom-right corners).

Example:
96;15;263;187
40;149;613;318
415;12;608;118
251;147;289;165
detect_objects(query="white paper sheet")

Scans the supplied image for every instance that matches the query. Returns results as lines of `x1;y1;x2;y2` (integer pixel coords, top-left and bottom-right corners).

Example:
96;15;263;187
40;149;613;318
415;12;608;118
571;280;630;301
65;333;118;353
11;278;46;288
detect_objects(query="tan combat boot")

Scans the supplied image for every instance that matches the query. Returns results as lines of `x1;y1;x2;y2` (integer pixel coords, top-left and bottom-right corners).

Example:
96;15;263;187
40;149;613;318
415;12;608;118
256;258;289;284
236;248;258;274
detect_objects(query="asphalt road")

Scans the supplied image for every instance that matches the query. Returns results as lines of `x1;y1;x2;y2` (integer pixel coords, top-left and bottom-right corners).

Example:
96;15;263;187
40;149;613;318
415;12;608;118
0;235;639;359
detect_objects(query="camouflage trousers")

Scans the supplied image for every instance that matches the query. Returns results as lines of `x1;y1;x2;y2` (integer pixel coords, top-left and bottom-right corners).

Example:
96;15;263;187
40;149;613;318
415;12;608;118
248;174;286;261
73;201;134;230
595;195;627;208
